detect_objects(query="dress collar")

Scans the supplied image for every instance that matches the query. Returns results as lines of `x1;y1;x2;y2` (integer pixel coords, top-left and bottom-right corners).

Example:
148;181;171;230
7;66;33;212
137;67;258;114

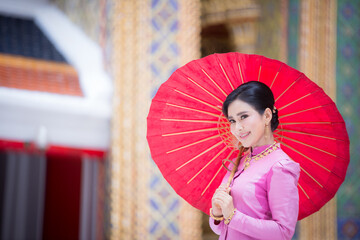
250;143;275;156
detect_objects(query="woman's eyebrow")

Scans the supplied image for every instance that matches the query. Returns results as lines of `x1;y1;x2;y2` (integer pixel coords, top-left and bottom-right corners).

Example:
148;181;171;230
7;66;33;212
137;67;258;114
236;111;248;116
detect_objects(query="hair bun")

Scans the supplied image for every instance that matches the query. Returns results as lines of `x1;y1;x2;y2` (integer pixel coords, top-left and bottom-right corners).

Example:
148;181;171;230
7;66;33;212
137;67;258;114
271;108;279;131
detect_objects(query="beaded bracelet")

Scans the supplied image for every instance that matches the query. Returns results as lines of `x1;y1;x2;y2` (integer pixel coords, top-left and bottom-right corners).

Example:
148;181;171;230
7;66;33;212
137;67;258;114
209;208;224;221
224;208;237;225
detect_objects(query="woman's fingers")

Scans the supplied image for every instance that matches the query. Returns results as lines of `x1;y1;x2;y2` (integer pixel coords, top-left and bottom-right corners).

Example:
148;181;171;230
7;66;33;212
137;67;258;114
214;192;233;208
213;198;223;206
216;185;227;191
212;197;224;212
215;185;231;195
212;189;235;218
212;185;233;217
215;191;231;199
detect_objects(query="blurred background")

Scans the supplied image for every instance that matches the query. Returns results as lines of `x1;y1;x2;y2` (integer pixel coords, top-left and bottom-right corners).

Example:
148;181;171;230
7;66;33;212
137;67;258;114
0;0;358;239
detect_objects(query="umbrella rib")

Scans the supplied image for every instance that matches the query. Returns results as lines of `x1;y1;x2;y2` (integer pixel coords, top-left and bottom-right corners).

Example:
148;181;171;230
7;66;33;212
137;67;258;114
166;103;224;118
298;183;310;199
270;64;283;89
258;65;262;82
279;105;324;119
275;75;302;102
201;69;228;97
202;165;224;196
162;127;226;137
275;81;296;102
238;62;244;83
175;141;224;171
238;62;244;84
219;63;235;90
274;133;338;158
201;149;236;196
174;89;222;112
278;93;312;111
300;166;323;188
186;146;229;184
278;129;343;141
258;57;264;82
274;138;331;172
160;118;220;124
270;72;280;89
166;133;226;154
187;77;223;103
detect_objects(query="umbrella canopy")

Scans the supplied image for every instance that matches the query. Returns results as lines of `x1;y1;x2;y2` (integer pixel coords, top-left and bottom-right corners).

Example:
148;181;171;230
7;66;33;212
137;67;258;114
147;52;349;220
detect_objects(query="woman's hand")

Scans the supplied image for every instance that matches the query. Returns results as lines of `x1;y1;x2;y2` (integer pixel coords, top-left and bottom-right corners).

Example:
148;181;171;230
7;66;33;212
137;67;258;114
212;185;234;219
211;185;231;217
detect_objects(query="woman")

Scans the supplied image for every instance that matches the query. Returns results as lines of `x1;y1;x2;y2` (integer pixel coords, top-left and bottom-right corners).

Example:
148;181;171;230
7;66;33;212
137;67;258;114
210;81;300;240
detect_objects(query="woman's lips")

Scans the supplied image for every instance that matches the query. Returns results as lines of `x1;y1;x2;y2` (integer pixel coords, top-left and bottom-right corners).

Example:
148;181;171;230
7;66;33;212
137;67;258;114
239;132;250;139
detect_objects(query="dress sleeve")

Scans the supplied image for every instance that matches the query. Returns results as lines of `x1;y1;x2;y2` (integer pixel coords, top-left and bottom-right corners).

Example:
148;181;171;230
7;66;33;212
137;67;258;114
209;218;225;235
208;165;233;235
227;159;300;240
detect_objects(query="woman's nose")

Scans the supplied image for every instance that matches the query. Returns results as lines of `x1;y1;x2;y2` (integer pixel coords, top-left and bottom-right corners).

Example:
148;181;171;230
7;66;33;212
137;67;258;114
236;122;243;131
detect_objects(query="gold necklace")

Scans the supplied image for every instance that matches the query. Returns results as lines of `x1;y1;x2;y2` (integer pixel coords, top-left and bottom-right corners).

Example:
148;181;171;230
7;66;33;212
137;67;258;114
243;142;279;170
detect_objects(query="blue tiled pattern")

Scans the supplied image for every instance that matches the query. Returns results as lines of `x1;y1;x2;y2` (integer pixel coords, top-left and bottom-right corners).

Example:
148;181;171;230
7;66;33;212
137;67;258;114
336;1;360;239
149;0;181;238
148;162;181;238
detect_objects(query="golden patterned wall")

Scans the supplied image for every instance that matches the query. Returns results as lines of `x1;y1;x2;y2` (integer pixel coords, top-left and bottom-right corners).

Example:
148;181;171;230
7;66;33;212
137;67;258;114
298;0;338;239
257;0;289;62
110;0;202;239
110;1;150;238
178;1;203;239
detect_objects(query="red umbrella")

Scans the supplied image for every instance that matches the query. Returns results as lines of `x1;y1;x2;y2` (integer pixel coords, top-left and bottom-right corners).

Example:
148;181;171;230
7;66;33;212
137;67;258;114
146;52;349;220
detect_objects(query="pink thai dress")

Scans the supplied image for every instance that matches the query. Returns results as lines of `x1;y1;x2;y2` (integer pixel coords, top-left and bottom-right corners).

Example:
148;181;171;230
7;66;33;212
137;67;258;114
209;143;300;240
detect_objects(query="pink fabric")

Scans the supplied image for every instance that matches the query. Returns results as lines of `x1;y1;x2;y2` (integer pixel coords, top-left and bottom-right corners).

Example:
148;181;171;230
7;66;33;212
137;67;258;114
209;143;300;240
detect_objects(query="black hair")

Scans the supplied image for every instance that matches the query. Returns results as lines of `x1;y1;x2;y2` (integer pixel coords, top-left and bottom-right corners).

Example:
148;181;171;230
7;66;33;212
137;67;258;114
222;81;279;132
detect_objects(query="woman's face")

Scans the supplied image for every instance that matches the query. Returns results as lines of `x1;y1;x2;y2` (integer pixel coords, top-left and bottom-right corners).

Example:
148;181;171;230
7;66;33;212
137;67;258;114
227;99;271;148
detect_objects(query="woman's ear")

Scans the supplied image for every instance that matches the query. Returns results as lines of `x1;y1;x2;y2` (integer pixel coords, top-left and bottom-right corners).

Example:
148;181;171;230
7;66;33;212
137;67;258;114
263;108;272;125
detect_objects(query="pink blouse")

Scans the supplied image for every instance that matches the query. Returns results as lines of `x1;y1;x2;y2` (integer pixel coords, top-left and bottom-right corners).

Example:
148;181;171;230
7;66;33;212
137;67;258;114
209;143;300;240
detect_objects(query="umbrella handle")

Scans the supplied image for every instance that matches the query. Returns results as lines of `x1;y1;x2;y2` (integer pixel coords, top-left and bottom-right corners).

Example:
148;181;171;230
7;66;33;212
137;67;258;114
225;159;239;188
225;146;247;188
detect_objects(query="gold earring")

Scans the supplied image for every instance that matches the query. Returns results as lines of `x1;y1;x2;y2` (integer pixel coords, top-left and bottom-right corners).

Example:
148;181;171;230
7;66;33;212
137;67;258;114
265;123;271;139
264;124;268;138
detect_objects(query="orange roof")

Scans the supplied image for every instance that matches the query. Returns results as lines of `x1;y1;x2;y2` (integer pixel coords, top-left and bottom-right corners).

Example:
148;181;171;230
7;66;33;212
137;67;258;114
0;54;83;96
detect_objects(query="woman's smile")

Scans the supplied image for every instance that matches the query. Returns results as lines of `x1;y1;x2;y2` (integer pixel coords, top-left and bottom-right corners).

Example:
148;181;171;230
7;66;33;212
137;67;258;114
239;132;250;139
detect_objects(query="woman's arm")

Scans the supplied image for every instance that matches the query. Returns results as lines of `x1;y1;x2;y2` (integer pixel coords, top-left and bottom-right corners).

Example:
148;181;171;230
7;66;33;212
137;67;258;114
227;159;300;240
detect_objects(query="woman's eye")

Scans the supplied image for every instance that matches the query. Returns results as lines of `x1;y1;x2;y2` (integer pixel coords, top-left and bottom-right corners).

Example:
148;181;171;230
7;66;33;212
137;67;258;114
229;119;235;124
240;114;248;120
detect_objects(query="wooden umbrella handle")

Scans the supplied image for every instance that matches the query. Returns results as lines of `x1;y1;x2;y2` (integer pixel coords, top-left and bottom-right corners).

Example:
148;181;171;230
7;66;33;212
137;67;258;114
225;146;247;188
225;156;240;188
